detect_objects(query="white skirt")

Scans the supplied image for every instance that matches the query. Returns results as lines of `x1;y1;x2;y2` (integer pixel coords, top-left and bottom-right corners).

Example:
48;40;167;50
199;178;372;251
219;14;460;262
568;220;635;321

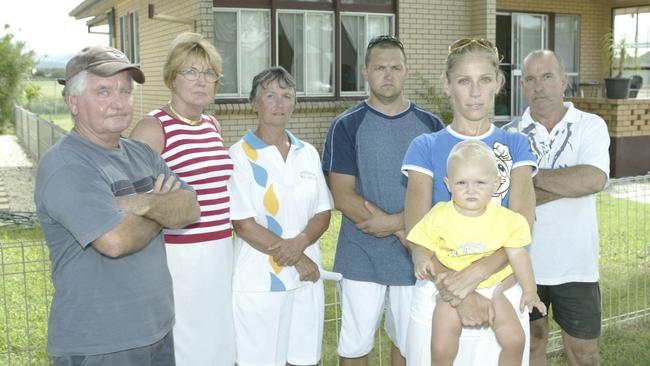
405;280;530;366
165;238;235;366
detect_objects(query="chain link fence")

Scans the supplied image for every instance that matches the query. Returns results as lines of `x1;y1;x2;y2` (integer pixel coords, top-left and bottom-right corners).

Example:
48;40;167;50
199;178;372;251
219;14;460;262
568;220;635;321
1;176;649;365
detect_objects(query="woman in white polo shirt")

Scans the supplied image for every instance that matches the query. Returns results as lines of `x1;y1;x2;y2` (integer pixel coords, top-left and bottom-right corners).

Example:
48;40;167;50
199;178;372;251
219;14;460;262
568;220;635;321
229;66;333;366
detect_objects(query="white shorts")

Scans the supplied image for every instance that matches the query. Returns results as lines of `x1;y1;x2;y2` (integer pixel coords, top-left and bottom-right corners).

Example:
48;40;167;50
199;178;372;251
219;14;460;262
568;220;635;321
233;280;324;366
165;238;235;366
337;279;413;358
405;280;530;366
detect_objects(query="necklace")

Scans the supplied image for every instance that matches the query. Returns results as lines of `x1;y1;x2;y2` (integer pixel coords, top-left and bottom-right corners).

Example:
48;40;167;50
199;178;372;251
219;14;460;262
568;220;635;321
168;102;202;126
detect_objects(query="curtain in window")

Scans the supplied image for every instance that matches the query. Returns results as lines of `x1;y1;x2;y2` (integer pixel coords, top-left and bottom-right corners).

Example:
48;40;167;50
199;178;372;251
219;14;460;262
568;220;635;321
215;11;270;96
279;13;305;92
241;11;271;95
214;12;237;94
305;13;333;94
368;15;391;40
341;15;364;92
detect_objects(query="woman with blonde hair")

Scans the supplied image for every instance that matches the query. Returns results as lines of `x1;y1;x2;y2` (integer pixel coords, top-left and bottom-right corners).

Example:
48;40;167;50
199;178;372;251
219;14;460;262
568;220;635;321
402;38;538;365
130;32;235;366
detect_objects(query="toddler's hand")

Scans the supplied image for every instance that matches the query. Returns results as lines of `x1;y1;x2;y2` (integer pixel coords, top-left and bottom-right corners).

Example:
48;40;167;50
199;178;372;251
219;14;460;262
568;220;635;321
413;256;436;281
520;290;547;315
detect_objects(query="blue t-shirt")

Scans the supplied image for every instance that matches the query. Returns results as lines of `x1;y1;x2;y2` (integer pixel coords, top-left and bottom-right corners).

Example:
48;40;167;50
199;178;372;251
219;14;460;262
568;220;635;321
402;124;537;207
322;100;444;285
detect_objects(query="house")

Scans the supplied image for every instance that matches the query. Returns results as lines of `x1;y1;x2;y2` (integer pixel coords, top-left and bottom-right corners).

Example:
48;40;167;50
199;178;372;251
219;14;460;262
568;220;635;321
70;0;650;176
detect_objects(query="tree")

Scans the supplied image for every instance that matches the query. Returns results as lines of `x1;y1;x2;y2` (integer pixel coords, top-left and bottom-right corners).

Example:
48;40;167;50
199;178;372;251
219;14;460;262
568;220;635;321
0;24;36;133
23;83;41;110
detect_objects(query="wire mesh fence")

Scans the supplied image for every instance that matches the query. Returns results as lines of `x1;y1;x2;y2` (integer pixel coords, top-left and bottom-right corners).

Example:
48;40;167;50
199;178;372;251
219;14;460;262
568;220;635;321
0;176;648;365
0;239;52;366
14;106;67;164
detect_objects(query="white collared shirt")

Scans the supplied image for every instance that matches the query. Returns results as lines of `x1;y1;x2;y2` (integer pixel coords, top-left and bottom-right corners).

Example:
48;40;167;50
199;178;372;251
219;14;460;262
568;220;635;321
504;102;610;285
229;130;333;292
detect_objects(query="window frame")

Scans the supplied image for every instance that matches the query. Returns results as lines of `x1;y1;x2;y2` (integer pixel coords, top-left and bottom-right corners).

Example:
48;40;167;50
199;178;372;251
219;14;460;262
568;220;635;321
119;11;140;64
339;11;395;97
276;9;335;97
612;6;650;74
212;0;398;102
214;7;272;99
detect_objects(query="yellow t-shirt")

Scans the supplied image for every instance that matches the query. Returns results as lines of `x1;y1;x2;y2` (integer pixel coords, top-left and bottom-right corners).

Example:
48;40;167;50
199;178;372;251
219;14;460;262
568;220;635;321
407;201;531;288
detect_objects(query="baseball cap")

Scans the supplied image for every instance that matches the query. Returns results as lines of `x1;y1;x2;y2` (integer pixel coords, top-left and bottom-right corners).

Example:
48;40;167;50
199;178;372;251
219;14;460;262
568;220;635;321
58;45;145;85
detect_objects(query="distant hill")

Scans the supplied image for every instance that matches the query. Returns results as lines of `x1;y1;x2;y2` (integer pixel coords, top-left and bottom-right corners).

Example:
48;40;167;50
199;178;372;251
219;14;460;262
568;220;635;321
36;54;72;70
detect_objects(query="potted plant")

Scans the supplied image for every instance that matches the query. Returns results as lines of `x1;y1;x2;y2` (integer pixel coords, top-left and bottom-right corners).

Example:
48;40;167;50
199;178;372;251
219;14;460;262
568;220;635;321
602;32;632;99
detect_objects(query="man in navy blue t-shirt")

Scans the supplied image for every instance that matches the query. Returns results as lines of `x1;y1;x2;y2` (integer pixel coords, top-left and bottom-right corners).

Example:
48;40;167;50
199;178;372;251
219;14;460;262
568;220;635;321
322;35;443;366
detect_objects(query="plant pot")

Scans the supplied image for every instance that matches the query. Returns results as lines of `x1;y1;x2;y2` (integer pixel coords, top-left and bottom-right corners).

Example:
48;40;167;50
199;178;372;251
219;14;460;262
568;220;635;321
604;77;631;99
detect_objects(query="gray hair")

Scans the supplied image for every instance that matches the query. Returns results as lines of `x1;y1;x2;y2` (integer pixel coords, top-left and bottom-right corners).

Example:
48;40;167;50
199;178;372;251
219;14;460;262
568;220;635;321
63;70;137;96
63;70;89;96
522;50;565;75
249;66;296;103
447;139;498;178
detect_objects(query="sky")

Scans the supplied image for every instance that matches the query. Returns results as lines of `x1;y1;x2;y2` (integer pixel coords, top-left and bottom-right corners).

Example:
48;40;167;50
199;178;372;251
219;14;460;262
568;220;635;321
0;0;108;59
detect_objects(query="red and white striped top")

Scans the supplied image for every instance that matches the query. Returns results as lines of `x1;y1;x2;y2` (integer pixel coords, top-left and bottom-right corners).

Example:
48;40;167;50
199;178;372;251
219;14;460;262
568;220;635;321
150;108;233;244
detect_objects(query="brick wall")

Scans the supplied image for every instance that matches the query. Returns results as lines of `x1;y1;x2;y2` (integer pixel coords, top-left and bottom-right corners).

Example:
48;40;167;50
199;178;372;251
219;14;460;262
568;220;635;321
400;0;495;116
111;0;494;151
568;97;650;137
212;100;357;152
114;0;198;136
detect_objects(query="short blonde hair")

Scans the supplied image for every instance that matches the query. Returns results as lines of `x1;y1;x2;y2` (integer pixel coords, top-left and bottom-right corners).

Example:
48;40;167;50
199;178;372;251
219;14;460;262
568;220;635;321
447;140;498;178
163;32;222;90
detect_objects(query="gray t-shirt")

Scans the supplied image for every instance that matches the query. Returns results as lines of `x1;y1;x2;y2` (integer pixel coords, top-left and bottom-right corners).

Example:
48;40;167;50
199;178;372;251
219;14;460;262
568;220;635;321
35;131;183;356
322;101;444;285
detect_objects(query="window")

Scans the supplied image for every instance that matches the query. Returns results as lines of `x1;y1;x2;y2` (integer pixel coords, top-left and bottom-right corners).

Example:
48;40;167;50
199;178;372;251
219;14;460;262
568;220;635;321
278;11;334;95
120;12;139;63
613;6;650;97
214;9;271;97
555;14;580;96
341;13;393;94
213;0;395;99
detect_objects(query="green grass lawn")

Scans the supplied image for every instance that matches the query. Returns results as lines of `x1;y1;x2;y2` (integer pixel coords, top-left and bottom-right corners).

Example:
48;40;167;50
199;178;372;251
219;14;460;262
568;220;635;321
0;227;51;366
0;189;648;365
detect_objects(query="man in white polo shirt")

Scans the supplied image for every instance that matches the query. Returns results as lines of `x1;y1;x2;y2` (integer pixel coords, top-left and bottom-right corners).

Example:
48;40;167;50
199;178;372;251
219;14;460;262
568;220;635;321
504;50;610;366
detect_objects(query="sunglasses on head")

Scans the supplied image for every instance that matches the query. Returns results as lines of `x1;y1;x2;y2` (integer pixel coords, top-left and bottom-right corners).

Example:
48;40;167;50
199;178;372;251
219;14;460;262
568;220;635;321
367;35;404;50
448;38;499;56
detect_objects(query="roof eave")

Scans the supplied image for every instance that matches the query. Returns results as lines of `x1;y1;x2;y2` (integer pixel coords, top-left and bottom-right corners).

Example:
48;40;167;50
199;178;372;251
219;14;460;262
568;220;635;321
69;0;117;19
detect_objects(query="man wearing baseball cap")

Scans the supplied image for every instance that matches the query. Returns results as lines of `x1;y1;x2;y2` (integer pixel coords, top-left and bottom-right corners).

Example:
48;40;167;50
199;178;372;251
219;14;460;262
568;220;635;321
35;45;200;366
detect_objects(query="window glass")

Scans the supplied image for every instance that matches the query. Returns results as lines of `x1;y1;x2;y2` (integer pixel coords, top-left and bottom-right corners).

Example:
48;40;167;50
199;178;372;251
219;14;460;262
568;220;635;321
214;3;394;98
241;11;271;95
554;14;579;96
278;12;333;95
119;12;139;64
368;15;391;37
278;13;305;92
341;15;365;92
215;10;270;97
613;6;650;97
214;12;237;94
341;14;392;93
305;13;333;94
